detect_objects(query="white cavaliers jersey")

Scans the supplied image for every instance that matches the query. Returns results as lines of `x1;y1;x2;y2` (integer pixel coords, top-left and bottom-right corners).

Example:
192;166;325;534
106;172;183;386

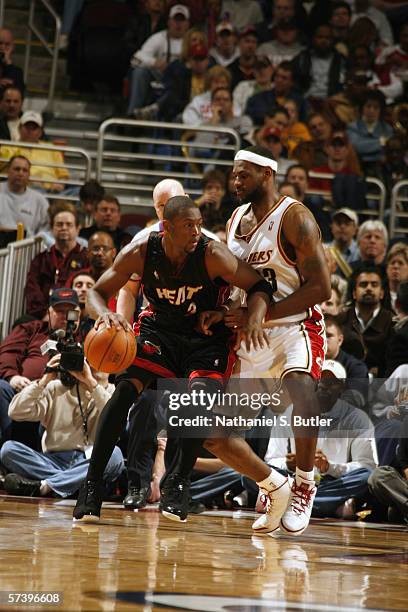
227;196;320;325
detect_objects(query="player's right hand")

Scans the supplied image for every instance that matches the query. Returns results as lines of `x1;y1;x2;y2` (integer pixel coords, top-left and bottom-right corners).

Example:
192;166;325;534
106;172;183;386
196;310;224;335
95;312;133;332
224;307;248;329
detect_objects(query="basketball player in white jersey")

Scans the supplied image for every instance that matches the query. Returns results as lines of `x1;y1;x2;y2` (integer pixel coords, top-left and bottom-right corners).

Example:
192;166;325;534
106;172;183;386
200;145;331;536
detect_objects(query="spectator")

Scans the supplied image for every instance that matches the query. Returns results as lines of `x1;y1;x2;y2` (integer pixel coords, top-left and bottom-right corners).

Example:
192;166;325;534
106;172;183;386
256;125;294;175
182;65;232;125
228;26;259;90
329;208;360;266
376;22;408;84
347;45;403;104
1;111;71;194
279;180;300;200
327;68;370;126
79;194;131;252
282;98;311;156
386;243;408;312
308;131;360;193
351;0;394;46
245;61;305;126
0;28;25;94
320;277;346;316
197;86;252;138
337;266;394;375
256;0;303;44
0;86;23;140
291;24;347;103
195;169;227;229
79;180;105;227
220;0;263;30
84;232;117;282
257;18;304;66
25;207;88;319
380;136;408;198
70;272;96;316
354;219;389;270
0;155;49;240
385;281;408;376
0;288;81;445
1;354;124;499
233;55;274;117
329;1;352;55
123;0;167;63
127;4;190;115
209;21;239;67
292;112;333;170
347;90;394;174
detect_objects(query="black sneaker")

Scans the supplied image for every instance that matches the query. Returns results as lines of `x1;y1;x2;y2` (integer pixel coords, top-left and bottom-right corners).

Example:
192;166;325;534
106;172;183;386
4;473;41;497
73;480;103;522
123;485;151;510
159;474;191;522
188;498;206;515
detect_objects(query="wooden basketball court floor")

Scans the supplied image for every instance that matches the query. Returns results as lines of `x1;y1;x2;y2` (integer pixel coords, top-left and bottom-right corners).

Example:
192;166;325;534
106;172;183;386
0;495;407;612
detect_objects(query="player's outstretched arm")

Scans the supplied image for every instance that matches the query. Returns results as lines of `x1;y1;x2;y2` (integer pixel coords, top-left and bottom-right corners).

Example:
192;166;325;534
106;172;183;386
87;241;146;331
264;204;330;326
206;242;273;350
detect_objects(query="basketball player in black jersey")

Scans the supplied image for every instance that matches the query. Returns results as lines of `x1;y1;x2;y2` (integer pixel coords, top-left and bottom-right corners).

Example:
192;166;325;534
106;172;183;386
73;196;274;522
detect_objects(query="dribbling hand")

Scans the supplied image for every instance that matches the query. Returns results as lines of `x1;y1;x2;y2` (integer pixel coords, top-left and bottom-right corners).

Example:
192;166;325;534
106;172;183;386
95;312;133;333
196;310;224;336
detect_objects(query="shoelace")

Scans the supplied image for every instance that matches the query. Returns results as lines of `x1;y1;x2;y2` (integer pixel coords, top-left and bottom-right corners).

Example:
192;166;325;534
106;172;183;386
290;482;315;516
260;491;276;512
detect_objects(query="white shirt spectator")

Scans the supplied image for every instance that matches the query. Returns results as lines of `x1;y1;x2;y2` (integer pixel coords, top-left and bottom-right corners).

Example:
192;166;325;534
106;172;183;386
351;6;394;46
257;40;304;66
221;0;263;30
0;181;49;236
182;91;241;125
131;29;183;68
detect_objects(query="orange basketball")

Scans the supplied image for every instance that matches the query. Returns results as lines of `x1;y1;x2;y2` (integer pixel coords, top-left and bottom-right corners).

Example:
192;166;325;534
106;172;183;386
84;325;137;374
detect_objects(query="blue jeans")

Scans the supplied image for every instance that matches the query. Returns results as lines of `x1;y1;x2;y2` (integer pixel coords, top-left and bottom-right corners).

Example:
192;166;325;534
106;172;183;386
0;379;16;442
312;468;372;517
62;0;84;34
191;467;243;502
0;441;124;497
127;66;161;114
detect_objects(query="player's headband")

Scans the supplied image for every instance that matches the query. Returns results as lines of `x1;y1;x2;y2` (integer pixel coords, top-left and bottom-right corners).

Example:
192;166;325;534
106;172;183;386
234;150;278;172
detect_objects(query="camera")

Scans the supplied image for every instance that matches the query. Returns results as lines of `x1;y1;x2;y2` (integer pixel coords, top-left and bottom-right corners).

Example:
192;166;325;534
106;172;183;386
40;310;84;387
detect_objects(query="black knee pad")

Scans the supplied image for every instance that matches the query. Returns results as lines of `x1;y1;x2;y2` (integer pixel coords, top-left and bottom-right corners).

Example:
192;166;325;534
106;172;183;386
114;379;139;408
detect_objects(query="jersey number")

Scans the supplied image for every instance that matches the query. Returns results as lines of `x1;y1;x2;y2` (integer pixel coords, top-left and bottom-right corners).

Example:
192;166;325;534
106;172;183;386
262;268;277;293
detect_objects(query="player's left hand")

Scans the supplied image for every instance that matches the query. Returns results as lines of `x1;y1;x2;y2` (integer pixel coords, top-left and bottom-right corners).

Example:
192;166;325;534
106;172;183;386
235;321;269;352
224;307;248;329
196;310;224;335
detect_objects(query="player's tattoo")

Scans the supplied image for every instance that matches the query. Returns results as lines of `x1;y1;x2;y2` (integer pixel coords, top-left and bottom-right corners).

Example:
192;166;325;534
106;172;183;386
295;214;318;249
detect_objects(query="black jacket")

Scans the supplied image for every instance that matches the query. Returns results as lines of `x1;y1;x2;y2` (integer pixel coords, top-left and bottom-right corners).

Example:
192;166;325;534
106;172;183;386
385;317;408;377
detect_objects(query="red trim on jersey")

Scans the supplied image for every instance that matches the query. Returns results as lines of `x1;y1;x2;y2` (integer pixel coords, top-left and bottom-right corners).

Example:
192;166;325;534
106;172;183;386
234;197;285;243
189;344;236;383
302;312;326;380
132;306;154;336
131;356;176;378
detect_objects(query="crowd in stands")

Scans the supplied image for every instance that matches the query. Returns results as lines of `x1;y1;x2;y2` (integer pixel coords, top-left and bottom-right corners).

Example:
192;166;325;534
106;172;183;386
0;0;408;525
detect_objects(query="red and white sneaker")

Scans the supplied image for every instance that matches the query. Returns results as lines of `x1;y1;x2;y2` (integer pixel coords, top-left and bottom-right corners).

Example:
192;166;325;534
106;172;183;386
280;478;316;536
252;477;291;534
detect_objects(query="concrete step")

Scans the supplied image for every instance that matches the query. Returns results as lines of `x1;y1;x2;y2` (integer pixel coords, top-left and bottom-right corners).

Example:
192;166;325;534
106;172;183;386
14;52;67;76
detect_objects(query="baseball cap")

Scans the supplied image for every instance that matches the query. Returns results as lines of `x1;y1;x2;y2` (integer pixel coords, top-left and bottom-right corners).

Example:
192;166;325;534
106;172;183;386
262;126;282;140
322;359;347;379
20;111;43;127
254;55;272;70
239;25;258;39
49;287;79;308
169;4;190;19
189;42;209;59
332;207;358;225
216;21;235;35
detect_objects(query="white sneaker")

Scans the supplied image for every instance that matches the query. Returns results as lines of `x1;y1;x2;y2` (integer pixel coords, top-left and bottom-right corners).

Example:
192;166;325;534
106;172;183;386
280;478;316;536
252;477;291;534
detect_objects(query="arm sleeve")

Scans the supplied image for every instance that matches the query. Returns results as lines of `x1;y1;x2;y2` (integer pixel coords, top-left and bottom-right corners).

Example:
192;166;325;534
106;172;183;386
134;32;163;67
326;436;377;478
0;325;31;380
8;381;51;424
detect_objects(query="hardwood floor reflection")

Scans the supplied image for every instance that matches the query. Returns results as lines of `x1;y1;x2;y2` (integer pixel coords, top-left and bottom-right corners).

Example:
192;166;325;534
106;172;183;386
0;495;407;611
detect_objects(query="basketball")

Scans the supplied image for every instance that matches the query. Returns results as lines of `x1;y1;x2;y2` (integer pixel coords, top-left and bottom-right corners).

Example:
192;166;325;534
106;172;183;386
84;325;137;373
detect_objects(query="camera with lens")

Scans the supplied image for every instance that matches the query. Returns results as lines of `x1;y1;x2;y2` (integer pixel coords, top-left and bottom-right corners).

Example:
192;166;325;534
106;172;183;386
398;402;408;419
40;310;84;387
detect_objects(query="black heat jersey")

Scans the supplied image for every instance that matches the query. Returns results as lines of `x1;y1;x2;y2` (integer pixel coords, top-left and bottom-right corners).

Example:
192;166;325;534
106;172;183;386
140;232;228;335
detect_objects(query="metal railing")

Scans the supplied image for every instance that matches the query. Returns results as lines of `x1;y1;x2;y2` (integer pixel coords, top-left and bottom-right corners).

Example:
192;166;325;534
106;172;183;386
24;0;62;109
0;138;92;200
96;118;241;205
390;180;408;239
0;246;9;339
0;236;44;340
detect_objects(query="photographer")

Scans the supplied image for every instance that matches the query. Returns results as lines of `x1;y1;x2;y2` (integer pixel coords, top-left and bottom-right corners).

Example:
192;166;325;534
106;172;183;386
0;353;124;498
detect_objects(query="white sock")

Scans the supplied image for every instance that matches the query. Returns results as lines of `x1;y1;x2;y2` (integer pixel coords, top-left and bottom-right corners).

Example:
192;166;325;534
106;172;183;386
295;467;315;485
40;480;51;496
257;468;287;491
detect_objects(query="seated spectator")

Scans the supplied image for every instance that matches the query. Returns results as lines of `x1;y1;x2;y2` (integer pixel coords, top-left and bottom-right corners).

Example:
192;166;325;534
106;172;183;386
79;180;105;227
257;18;304;66
79;194;131;252
256;125;294;175
379;136;408;197
209;21;239;67
291;24;347;105
1;111;71;194
182;65;232;125
233;55;274;117
195;169;227;229
228;25;259;90
385;281;408;377
347;90;394;174
347;16;383;59
323;246;349;302
282;98;311;157
329;208;360;266
327;68;371;126
0;288;81;446
0;86;23;141
329;1;352;56
324;315;369;407
320;277;347;316
245;61;305;127
133;32;211;121
1;353;124;498
0;28;25;94
0;155;49;241
337;265;394;375
348;45;403;104
127;4;190;115
123;0;167;65
81;231;117;284
353;219;389;271
309;131;361;194
70;272;96;318
193;86;252;144
351;0;394;46
386;243;408;312
220;0;263;30
376;22;408;85
278;180;300;200
293;112;333;170
257;360;376;519
25;206;88;319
